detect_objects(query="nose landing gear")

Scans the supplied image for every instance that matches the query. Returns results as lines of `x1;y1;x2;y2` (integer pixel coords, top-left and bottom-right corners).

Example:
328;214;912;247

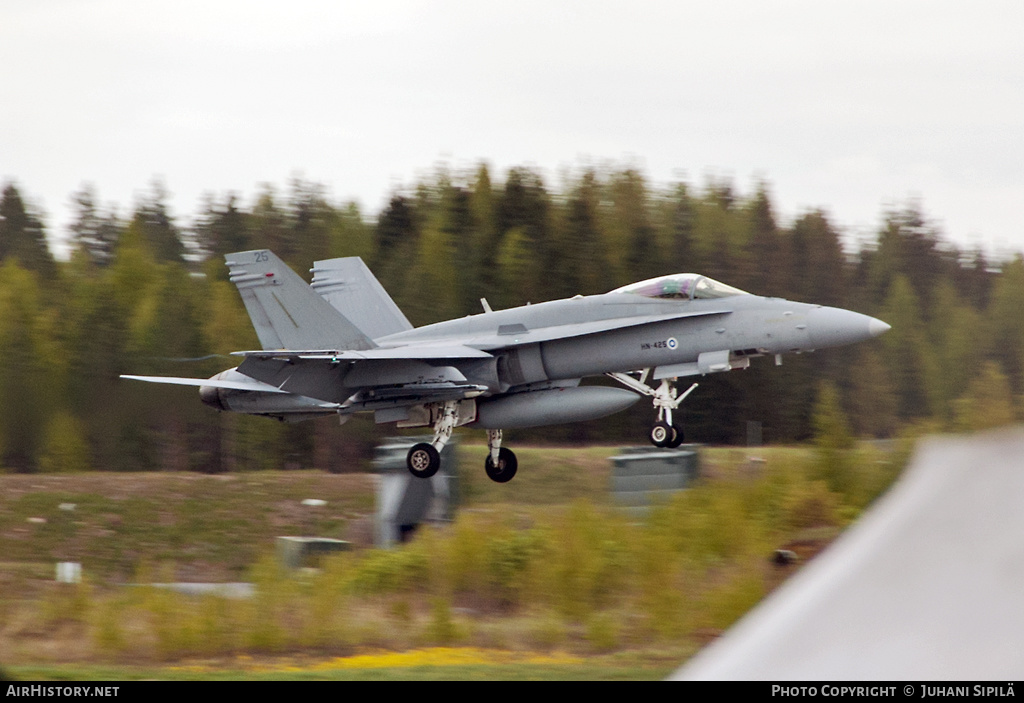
650;420;685;448
608;370;697;449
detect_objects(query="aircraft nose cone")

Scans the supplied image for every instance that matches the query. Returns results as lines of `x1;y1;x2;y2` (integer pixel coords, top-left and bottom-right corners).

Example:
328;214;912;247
808;307;889;349
869;317;891;338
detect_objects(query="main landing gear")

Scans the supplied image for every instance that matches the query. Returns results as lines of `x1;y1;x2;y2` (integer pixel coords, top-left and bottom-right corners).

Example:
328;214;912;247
607;371;698;449
484;429;517;483
405;400;458;479
405;401;518;482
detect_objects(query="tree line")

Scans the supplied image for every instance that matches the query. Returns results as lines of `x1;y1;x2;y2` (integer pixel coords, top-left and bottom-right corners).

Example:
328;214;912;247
0;163;1017;473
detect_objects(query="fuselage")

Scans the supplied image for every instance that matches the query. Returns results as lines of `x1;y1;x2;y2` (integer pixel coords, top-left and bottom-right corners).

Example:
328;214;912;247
199;275;888;421
375;290;884;391
128;255;891;481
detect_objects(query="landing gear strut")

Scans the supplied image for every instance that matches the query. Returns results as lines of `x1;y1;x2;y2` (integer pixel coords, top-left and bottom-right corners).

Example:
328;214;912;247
405;400;459;479
484;429;517;483
405;404;520;483
607;371;697;449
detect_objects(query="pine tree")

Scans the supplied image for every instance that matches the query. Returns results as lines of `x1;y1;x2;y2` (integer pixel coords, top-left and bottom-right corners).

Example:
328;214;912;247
927;278;984;421
194;192;251;268
692;177;744;285
556;170;607;297
130;181;185;263
659;182;698;275
288;178;334;270
68;184;122;268
609;169;656;283
0;183;57;280
983;256;1024;394
496;168;554;298
743;184;787;296
812;380;855;495
788;210;846;307
846;345;898;437
328;201;374;262
953;361;1016;432
0;262;61;471
878;275;937;420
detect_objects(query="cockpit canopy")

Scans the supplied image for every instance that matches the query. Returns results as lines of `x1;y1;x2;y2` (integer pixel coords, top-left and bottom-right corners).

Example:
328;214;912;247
609;273;749;300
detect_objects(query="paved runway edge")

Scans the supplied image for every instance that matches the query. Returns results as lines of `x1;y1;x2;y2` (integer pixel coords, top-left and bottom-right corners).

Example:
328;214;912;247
673;428;1024;680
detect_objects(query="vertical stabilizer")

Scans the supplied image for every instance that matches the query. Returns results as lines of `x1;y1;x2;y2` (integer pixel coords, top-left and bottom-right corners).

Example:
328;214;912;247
311;256;413;340
226;250;376;351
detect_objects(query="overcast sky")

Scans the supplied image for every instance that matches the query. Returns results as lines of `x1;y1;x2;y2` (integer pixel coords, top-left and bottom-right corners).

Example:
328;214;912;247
2;1;1022;258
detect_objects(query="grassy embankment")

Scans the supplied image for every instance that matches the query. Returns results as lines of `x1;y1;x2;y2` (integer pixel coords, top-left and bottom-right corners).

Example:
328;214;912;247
0;440;908;680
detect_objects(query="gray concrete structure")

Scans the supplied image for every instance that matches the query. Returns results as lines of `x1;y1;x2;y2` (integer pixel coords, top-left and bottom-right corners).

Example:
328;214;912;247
610;446;700;517
275;536;351;569
374;435;458;547
674;428;1024;681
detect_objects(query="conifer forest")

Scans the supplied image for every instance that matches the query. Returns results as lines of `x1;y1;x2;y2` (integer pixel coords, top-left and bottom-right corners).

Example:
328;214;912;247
0;164;1016;474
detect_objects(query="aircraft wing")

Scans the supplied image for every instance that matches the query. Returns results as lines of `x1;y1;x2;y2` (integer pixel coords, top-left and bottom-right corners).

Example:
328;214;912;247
461;308;732;350
232;345;495;405
231;344;493;361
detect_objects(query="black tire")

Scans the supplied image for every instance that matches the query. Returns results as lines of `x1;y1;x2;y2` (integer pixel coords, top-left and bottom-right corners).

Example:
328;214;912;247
484;447;518;483
407;442;440;478
666;423;685;448
650;421;676;448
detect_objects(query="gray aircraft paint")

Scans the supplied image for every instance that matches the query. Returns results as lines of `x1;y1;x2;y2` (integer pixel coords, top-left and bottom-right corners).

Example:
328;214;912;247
474;386;640;429
226;250;376;351
124;253;889;436
195;368;340;417
222;294;872;406
310;256;413;340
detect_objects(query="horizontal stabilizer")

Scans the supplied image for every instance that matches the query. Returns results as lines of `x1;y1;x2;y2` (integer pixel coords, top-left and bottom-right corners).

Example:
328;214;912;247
120;374;287;393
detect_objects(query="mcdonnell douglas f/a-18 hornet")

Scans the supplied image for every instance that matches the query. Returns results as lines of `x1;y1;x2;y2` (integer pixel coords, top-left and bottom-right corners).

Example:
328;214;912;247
123;250;889;483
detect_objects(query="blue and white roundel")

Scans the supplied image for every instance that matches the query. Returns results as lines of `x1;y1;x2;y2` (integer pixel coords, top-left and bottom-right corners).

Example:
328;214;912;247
667;337;678;350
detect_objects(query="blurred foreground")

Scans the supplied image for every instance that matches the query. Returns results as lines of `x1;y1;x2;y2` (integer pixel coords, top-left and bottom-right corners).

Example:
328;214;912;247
676;428;1024;680
0;443;905;679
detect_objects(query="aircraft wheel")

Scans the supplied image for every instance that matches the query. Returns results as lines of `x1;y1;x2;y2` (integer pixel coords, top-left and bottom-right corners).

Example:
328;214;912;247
650;421;676;448
485;447;518;483
407;443;440;478
665;423;685;448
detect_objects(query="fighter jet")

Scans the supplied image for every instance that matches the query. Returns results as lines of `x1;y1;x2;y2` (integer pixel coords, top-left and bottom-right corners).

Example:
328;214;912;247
123;250;889;482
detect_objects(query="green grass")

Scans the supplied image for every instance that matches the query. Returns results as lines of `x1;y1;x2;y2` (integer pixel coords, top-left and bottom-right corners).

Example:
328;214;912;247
457;444;621;505
0;472;376;584
0;440;908;679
